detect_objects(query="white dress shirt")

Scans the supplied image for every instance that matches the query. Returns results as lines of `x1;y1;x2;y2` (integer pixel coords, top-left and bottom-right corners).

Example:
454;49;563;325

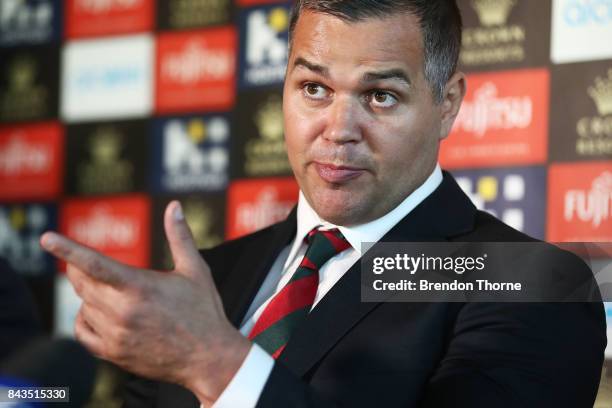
211;164;443;408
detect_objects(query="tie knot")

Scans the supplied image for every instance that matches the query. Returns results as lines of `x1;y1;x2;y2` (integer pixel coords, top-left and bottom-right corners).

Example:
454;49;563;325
299;228;351;272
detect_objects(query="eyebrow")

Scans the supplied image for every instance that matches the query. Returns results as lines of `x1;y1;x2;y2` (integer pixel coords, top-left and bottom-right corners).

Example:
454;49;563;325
362;69;411;87
292;57;330;77
291;57;411;87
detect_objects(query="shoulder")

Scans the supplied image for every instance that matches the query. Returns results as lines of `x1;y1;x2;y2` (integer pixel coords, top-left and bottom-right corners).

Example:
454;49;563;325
461;210;538;243
461;210;598;301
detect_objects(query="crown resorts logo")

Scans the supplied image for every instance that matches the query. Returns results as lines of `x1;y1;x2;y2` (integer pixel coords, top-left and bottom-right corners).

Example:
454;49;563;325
244;94;290;176
1;55;47;121
183;200;222;249
77;126;134;194
243;6;289;86
0;205;50;275
576;68;612;156
0;0;54;44
167;0;229;28
161;199;222;268
454;82;533;137
564;171;612;228
589;69;612;116
471;0;516;27
162;117;229;191
461;0;524;66
256;95;284;142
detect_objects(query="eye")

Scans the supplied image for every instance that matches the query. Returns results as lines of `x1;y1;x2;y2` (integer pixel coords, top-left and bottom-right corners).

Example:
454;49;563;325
302;83;330;100
369;91;398;108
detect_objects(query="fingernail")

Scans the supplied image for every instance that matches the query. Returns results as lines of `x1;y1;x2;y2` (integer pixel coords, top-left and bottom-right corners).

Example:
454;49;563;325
41;232;57;248
174;202;184;221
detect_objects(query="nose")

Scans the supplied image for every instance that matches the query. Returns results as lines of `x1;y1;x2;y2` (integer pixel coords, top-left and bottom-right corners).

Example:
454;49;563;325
324;95;363;144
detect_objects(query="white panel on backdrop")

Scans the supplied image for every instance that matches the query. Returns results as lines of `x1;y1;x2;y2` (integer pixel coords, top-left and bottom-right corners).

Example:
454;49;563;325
61;34;154;122
552;0;612;64
54;274;82;338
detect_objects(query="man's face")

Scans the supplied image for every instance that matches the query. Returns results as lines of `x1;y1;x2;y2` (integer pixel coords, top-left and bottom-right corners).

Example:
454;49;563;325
283;10;463;226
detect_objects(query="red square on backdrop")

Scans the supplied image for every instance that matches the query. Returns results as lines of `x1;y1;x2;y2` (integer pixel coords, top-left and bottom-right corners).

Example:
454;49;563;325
156;27;237;114
226;177;298;239
547;162;611;243
65;0;154;39
59;195;151;270
440;68;549;169
0;122;64;201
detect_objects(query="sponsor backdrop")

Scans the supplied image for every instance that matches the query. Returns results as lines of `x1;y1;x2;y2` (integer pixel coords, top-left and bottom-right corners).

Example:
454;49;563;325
0;0;610;361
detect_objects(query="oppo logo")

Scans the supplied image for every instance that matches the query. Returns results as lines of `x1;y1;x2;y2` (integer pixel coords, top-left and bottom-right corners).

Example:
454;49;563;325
563;0;612;26
76;66;143;90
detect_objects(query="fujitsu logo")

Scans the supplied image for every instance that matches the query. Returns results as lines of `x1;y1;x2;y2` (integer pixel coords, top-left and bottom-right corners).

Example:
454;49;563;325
236;187;293;232
68;205;139;247
455;82;533;137
564;171;612;228
162;40;234;84
0;133;52;175
76;0;142;13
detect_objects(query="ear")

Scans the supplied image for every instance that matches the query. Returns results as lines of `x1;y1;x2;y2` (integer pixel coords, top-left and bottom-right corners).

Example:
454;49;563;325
438;72;466;140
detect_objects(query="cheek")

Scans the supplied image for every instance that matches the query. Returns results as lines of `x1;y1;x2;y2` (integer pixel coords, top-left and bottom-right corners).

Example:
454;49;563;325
367;115;436;177
284;102;325;159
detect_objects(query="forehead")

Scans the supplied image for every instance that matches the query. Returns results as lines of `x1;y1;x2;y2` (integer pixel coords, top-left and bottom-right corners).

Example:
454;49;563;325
289;10;424;75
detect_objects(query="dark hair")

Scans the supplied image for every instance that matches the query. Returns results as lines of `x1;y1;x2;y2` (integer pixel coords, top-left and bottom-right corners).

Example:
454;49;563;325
288;0;462;103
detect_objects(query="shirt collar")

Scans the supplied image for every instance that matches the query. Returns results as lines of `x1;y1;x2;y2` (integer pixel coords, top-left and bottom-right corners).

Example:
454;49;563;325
284;164;443;270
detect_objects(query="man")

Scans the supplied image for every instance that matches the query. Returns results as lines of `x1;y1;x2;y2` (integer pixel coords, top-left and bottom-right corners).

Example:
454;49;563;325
41;1;606;407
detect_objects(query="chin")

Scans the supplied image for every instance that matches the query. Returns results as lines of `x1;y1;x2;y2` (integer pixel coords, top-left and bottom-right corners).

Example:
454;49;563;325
310;190;369;226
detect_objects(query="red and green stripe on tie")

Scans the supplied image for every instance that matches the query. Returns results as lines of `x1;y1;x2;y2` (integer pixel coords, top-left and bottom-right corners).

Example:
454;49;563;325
248;228;351;359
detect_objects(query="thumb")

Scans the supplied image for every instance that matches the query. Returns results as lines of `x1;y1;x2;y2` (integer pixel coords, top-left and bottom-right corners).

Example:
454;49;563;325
164;200;209;279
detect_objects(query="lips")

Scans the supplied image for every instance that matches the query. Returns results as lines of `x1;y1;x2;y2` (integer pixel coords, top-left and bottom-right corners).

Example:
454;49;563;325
314;162;365;183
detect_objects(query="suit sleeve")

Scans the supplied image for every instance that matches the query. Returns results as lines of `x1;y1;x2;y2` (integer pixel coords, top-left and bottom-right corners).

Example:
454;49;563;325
121;374;159;408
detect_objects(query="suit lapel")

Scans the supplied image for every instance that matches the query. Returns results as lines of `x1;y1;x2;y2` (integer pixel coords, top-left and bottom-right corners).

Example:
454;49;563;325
221;208;298;327
277;172;478;377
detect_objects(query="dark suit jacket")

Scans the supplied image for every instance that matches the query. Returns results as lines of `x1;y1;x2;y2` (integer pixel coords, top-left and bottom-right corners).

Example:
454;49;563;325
123;172;606;407
0;257;41;362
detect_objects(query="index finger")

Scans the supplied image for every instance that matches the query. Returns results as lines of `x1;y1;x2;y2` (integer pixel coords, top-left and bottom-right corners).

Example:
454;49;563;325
40;231;137;288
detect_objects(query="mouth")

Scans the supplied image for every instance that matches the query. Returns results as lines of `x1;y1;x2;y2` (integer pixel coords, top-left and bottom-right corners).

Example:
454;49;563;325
313;162;366;184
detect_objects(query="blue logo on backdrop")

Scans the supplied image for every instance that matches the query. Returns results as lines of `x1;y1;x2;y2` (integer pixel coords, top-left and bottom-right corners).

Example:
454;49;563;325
75;66;144;91
564;0;612;26
451;166;546;240
0;0;61;46
238;3;291;89
151;115;230;194
0;203;56;276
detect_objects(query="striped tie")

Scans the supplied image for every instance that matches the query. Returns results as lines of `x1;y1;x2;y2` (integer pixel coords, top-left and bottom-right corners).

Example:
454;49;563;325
248;228;351;359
